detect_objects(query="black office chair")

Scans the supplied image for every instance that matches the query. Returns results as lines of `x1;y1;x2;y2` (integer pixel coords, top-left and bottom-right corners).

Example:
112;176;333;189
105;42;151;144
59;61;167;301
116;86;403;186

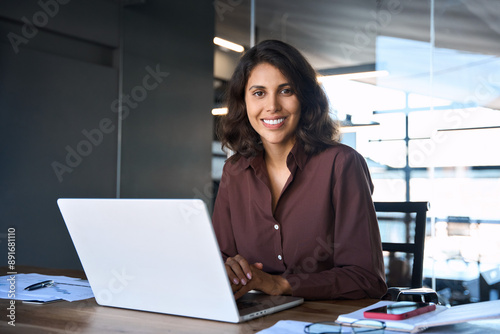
374;201;438;302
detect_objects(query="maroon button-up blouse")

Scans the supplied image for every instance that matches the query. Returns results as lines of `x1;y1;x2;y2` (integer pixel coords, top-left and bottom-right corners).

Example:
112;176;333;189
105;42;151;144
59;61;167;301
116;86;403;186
212;142;387;300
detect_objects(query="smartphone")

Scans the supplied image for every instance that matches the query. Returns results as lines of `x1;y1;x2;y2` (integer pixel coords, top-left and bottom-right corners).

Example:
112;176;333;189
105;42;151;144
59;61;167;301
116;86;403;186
364;302;436;320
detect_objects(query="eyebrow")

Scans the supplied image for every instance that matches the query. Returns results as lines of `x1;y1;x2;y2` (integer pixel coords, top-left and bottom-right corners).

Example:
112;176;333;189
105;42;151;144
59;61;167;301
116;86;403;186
248;83;291;91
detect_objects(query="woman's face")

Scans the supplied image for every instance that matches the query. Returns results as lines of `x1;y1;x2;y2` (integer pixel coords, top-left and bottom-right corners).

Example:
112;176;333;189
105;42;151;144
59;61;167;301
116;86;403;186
244;63;301;152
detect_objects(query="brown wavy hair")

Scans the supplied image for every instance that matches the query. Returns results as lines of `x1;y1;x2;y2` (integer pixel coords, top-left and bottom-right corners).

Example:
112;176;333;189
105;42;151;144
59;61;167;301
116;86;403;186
217;40;340;158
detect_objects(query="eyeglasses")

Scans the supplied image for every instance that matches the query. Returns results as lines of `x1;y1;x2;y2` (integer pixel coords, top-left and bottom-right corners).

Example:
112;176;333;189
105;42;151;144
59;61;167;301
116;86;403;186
304;319;386;333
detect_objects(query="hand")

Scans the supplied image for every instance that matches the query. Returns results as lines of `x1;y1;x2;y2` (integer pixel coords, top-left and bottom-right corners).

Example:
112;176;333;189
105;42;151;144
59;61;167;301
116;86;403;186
224;254;255;288
224;254;292;300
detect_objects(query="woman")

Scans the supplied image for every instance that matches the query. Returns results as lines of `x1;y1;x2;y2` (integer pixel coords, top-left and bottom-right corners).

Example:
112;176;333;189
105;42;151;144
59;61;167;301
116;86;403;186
213;40;387;300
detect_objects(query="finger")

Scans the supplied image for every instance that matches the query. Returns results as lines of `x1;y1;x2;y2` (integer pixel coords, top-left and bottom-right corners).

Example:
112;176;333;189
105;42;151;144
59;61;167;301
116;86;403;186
233;254;253;281
253;262;264;270
233;283;253;300
225;256;248;285
225;263;240;285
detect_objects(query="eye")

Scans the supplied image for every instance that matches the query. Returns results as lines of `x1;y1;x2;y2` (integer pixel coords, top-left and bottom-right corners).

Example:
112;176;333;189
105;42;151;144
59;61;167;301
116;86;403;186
252;90;264;97
280;87;294;95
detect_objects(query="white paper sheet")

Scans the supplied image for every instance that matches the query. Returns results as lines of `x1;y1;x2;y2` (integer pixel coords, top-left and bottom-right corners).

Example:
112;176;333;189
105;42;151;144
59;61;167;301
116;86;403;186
337;300;500;333
0;273;94;303
256;320;355;333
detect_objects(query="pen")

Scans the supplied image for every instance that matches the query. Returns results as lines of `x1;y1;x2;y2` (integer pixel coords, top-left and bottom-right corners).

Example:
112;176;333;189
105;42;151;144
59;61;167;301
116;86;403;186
24;280;54;291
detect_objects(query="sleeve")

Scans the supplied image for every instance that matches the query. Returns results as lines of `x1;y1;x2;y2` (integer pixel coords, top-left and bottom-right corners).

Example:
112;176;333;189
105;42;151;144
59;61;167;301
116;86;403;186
212;162;238;262
283;148;388;300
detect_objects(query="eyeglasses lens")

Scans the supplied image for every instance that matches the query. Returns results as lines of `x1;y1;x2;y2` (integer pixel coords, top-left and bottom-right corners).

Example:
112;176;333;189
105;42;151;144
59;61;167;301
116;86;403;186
305;322;342;333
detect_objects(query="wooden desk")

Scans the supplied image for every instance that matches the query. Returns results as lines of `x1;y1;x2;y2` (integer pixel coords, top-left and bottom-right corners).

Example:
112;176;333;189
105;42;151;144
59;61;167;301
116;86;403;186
2;267;500;333
1;266;376;334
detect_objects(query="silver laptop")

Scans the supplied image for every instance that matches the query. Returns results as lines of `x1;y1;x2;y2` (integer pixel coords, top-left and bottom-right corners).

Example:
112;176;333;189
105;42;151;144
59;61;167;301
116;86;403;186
57;198;303;323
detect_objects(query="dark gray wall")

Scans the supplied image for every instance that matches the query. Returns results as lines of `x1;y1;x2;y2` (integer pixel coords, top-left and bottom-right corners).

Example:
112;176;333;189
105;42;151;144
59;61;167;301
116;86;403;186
0;0;214;269
120;2;214;200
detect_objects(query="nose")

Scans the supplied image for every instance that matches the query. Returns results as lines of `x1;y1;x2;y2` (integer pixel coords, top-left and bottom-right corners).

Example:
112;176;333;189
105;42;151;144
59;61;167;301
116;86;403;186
266;93;281;113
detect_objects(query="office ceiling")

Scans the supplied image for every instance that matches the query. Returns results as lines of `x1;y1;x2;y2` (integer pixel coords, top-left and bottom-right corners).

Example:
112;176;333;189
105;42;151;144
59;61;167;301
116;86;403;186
216;0;500;68
215;0;500;109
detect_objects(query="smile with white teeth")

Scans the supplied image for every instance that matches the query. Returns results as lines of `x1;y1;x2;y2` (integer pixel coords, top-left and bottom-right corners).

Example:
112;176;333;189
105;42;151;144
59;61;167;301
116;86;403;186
263;118;285;125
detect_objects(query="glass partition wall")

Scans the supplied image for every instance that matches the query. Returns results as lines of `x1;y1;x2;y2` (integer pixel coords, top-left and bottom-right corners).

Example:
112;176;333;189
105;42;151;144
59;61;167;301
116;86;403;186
214;0;500;305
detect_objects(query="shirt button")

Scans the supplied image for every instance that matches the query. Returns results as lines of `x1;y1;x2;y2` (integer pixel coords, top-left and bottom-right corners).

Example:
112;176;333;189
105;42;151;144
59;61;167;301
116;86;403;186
277;255;282;261
274;224;279;230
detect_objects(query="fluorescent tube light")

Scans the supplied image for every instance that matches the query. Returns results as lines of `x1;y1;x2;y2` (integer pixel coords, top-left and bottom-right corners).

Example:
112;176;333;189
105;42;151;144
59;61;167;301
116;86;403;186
212;107;228;116
213;37;244;53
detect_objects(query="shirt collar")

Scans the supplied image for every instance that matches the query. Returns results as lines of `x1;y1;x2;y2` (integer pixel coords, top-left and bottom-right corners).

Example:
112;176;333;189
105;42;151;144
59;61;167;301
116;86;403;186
231;150;262;171
287;141;309;171
234;141;309;172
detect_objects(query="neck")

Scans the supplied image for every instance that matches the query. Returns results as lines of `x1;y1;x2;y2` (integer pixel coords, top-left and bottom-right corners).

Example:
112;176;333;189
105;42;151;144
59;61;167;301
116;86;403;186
263;140;295;168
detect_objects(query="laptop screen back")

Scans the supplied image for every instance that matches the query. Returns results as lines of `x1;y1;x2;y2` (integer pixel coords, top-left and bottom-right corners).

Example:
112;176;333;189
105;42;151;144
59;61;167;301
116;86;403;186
58;198;241;322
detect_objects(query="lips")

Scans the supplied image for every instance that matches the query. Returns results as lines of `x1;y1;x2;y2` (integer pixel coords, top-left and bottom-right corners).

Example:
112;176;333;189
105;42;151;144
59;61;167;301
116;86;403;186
262;117;285;128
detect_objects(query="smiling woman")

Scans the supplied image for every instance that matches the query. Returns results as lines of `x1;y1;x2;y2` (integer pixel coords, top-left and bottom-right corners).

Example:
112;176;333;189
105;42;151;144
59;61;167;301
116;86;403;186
213;40;388;301
244;62;301;154
218;40;339;158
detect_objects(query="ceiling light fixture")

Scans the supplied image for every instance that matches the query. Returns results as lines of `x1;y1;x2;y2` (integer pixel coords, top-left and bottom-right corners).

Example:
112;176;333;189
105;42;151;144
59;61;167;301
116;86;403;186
213;37;244;53
212;107;228;116
318;70;389;82
317;63;388;82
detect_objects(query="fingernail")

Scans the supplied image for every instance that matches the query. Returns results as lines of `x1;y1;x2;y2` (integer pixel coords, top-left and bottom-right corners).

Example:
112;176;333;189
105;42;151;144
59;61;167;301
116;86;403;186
241;278;247;285
233;278;239;285
247;273;252;280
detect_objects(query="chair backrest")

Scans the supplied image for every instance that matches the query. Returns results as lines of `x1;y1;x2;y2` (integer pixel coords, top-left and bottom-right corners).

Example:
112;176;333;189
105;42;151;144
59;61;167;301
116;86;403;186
374;201;429;289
